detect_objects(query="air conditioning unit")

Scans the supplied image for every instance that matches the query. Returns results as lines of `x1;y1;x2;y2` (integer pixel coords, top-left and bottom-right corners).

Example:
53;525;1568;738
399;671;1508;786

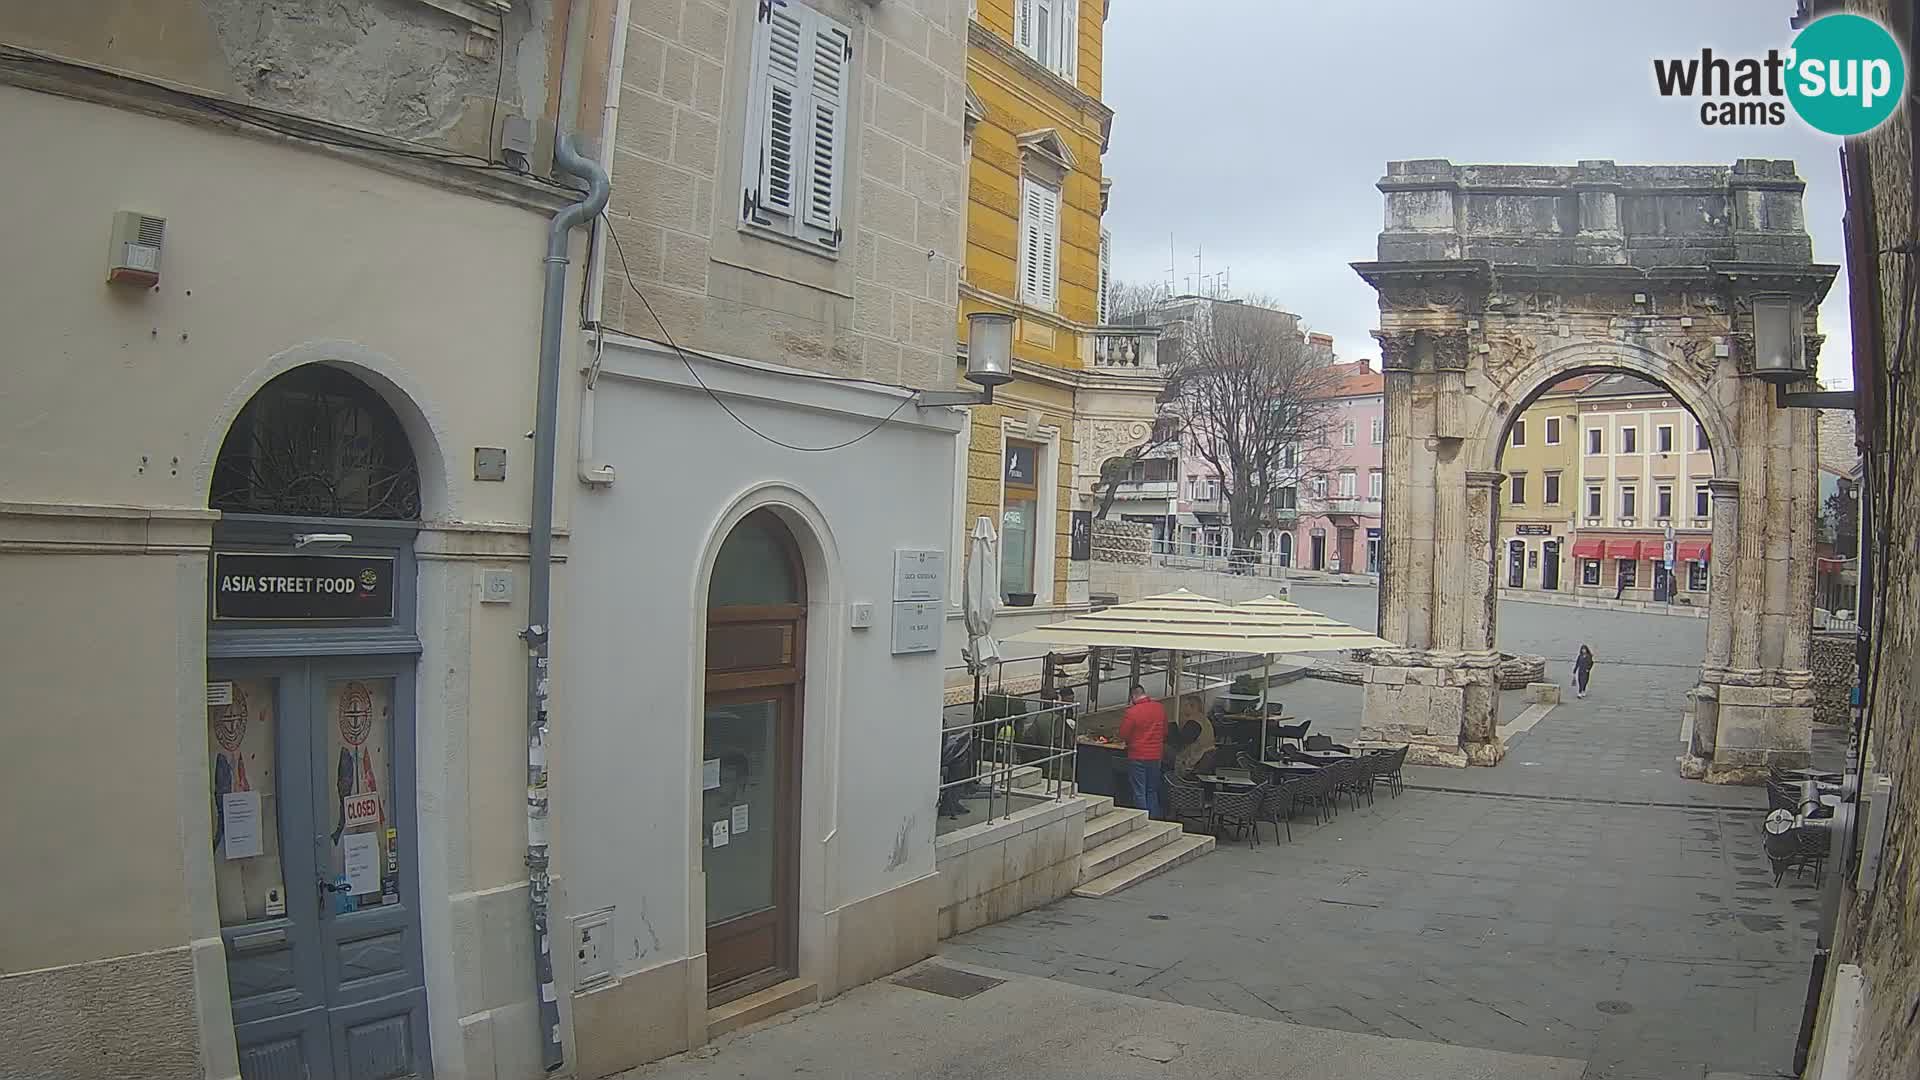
107;211;165;287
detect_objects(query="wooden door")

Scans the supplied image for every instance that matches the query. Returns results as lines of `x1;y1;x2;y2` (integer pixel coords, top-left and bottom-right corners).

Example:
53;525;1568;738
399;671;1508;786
703;511;805;1003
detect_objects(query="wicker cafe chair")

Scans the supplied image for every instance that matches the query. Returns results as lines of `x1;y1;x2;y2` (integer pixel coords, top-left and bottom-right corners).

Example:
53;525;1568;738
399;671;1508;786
1328;758;1369;810
1258;778;1298;843
1211;781;1270;849
1166;777;1214;834
1764;822;1831;886
1766;777;1801;814
1292;765;1334;824
1376;745;1410;797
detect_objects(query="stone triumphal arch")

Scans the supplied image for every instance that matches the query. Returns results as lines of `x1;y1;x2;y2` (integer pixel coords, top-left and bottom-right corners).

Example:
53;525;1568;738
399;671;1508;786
1352;159;1836;781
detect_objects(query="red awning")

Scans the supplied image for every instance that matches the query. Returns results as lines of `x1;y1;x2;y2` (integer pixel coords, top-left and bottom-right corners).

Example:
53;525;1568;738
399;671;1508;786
1676;539;1711;563
1604;539;1643;560
1817;556;1851;573
1570;539;1605;559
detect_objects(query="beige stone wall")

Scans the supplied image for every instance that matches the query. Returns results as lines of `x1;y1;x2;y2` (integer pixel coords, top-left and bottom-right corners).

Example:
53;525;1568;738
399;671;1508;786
935;797;1086;938
605;0;968;388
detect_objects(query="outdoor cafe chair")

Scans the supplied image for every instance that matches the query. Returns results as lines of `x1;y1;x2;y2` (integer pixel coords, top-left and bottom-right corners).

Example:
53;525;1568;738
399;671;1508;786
1764;821;1830;887
1369;745;1409;798
1293;765;1334;823
1272;720;1310;747
1329;757;1369;810
1166;776;1214;835
1257;778;1297;843
1211;781;1270;849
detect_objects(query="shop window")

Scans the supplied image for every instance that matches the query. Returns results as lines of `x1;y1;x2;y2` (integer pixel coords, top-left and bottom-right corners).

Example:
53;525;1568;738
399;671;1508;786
1689;561;1708;591
1617;559;1638;587
212;365;421;519
1001;440;1042;599
1583;559;1601;586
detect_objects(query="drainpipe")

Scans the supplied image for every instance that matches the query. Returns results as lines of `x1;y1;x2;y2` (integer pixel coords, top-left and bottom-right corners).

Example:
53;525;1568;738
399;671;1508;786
526;130;610;1073
577;0;633;489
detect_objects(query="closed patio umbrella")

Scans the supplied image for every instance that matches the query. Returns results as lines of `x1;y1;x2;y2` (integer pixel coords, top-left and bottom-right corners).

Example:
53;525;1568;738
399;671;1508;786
963;516;1000;679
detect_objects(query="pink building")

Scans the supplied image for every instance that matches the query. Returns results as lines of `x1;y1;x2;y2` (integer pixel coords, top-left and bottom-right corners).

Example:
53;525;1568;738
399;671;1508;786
1290;356;1384;573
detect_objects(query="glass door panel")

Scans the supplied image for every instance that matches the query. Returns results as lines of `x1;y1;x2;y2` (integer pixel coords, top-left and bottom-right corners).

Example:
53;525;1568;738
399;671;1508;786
703;693;791;992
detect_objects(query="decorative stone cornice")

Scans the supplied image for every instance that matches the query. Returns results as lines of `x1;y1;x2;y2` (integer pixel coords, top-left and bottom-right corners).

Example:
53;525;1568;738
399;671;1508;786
1464;471;1507;491
967;21;1115;128
1707;478;1742;498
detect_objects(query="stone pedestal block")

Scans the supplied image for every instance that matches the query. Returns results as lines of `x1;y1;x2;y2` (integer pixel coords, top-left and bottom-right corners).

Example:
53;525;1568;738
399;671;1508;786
1358;666;1467;767
1527;682;1561;705
1708;683;1813;783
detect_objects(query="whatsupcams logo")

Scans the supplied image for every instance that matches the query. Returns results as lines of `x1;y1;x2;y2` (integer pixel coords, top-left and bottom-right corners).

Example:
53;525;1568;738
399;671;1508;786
1653;13;1905;135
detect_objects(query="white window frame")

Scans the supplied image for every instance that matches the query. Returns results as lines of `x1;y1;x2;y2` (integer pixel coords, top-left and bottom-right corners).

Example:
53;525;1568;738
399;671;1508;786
1017;176;1061;311
1342;420;1356;447
1015;0;1078;82
998;419;1059;604
1276;485;1297;511
1695;421;1710;451
1368;470;1383;500
741;0;852;253
1689;561;1709;591
1621;484;1637;519
1339;470;1357;498
1545;416;1561;445
1587;427;1603;455
1620;426;1638;454
1371;417;1384;445
1583;559;1602;586
1586;485;1602;518
1695;485;1711;518
1544;470;1561;506
1511;419;1527;448
1509;472;1526;506
1657;484;1673;520
1657;424;1674;453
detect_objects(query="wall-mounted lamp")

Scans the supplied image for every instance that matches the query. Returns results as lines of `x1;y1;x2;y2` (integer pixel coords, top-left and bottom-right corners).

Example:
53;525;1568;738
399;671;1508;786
1751;294;1856;411
917;312;1015;407
293;533;354;549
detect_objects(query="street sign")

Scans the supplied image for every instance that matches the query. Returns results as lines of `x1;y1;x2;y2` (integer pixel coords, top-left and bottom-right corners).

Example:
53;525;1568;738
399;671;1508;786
1663;539;1676;569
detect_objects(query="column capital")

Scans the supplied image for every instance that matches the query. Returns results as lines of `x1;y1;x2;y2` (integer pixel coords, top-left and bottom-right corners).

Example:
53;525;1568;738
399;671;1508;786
1465;470;1506;490
1707;478;1741;498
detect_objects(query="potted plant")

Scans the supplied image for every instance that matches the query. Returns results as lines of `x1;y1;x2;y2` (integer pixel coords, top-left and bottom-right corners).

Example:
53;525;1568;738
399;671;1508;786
1006;591;1036;607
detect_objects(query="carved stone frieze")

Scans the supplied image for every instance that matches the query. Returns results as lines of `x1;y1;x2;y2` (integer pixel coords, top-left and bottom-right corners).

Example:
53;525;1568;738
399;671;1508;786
1431;329;1470;371
1482;331;1535;388
1077;418;1156;479
1376;329;1418;371
1670;336;1718;382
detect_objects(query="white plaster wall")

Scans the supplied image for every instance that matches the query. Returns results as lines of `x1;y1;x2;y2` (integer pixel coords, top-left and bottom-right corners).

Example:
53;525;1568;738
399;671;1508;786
0;86;573;1080
551;337;961;1006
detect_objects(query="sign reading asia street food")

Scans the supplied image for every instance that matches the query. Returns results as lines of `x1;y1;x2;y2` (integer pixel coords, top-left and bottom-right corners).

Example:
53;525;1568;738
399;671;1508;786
214;553;395;621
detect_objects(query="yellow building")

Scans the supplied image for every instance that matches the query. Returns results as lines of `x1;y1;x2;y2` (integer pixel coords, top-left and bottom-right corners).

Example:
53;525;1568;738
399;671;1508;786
955;0;1162;610
1498;379;1588;591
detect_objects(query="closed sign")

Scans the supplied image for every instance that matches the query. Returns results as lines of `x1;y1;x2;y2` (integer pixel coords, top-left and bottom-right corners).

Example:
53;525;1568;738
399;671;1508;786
343;793;381;830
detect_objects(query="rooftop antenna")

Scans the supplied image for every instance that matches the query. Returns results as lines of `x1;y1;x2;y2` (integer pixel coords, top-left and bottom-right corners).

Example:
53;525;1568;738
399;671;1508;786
1166;232;1177;296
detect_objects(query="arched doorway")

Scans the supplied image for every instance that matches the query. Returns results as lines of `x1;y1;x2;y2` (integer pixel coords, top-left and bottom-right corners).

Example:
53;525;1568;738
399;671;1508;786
1279;531;1294;567
702;510;806;1002
1353;158;1833;777
204;364;431;1078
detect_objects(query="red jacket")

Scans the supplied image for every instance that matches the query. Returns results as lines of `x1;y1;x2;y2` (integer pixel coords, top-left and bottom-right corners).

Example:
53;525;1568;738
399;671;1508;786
1117;698;1167;762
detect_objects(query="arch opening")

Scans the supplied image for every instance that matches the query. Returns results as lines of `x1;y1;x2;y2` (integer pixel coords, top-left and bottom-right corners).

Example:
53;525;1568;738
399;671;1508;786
211;364;423;521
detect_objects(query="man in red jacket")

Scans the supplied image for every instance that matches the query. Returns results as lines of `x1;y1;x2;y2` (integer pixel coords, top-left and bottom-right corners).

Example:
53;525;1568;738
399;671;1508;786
1117;684;1168;818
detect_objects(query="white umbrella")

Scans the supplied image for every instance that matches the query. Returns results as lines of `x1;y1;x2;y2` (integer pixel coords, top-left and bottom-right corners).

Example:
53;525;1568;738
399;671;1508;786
962;516;1000;676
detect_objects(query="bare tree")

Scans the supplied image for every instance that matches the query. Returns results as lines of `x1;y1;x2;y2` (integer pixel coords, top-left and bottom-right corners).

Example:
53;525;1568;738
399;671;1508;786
1163;297;1340;560
1086;279;1180;520
1105;279;1172;325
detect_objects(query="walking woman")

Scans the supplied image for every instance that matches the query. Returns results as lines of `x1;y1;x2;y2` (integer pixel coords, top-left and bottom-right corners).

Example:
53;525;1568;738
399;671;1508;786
1572;644;1596;699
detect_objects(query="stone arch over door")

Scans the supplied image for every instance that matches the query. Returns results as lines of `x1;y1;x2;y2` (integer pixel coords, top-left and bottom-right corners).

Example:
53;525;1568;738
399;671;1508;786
1352;158;1836;781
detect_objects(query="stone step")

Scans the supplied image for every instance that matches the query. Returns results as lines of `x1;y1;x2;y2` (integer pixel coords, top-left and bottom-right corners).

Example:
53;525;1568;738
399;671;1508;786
1072;833;1215;899
1078;820;1183;883
706;978;818;1038
1076;793;1114;817
1081;807;1148;852
972;763;1044;790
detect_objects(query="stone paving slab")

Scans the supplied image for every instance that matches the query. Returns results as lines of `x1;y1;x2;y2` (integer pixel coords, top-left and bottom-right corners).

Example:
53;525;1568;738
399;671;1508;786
622;959;1586;1080
941;589;1820;1080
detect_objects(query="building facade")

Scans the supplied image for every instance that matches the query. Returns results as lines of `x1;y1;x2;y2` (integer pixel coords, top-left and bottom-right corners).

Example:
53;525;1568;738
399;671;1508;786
1292;356;1383;573
561;0;970;1073
1567;374;1716;603
0;3;615;1079
955;0;1161;618
1497;378;1585;590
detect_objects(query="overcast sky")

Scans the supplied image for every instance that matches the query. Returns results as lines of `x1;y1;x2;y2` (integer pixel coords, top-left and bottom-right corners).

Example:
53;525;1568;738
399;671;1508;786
1101;0;1853;388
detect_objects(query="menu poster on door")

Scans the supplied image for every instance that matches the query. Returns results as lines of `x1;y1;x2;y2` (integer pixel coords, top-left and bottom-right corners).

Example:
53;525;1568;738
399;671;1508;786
222;791;263;860
326;679;396;910
208;677;286;927
343;832;380;895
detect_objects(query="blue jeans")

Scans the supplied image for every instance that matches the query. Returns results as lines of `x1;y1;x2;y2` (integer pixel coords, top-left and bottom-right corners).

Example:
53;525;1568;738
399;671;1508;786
1128;760;1163;819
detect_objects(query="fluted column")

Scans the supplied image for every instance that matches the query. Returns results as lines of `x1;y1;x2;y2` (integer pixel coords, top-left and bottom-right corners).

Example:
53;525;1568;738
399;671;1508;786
1381;368;1416;646
1783;407;1817;672
1731;381;1769;673
1463;471;1505;654
1432;451;1468;653
1702;479;1740;676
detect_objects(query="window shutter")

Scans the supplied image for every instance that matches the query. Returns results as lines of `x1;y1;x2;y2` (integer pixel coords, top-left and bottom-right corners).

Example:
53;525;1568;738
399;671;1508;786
799;14;851;246
1015;0;1035;55
747;3;805;226
1098;229;1111;324
1019;178;1043;305
1038;183;1059;309
1059;0;1078;81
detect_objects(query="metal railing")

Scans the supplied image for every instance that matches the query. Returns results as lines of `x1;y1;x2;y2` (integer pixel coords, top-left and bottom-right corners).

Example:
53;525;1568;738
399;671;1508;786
938;700;1079;830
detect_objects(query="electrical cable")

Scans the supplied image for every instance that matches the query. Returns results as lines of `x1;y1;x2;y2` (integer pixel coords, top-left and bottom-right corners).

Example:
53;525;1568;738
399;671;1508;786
1862;245;1915;739
601;213;918;452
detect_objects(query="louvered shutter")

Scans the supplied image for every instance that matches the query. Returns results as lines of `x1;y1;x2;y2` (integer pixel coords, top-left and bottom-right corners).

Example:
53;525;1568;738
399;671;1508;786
1098;228;1111;324
746;2;805;228
798;14;851;247
1059;0;1078;81
1018;178;1046;307
1015;0;1035;56
1038;183;1059;310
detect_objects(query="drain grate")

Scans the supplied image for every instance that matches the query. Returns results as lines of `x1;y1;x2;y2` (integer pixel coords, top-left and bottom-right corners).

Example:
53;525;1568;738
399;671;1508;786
892;964;1005;1000
1596;999;1635;1015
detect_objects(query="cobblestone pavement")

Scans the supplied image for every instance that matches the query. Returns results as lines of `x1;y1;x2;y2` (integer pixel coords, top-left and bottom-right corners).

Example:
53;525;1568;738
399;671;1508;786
942;586;1824;1080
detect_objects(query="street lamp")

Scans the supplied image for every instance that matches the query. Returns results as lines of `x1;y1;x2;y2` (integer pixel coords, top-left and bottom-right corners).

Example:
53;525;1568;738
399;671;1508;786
917;311;1015;407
